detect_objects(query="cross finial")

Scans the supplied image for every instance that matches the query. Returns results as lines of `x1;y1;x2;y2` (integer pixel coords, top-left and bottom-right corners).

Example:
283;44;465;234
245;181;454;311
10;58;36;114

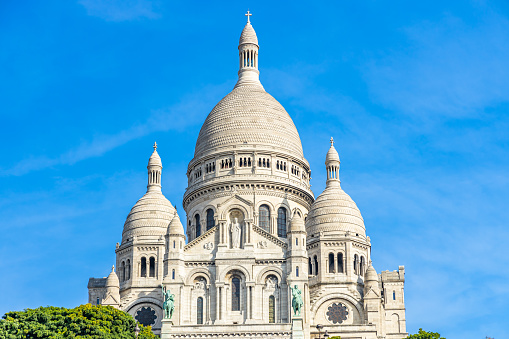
245;10;252;23
111;265;115;272
330;137;334;146
153;142;157;151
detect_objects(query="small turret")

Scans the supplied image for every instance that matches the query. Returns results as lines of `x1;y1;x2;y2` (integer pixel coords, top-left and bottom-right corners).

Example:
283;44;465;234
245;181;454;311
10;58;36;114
325;137;340;186
101;266;121;309
236;11;262;88
147;142;162;192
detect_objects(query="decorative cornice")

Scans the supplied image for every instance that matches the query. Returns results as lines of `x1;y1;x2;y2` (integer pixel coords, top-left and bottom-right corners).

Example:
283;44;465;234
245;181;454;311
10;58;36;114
252;225;288;249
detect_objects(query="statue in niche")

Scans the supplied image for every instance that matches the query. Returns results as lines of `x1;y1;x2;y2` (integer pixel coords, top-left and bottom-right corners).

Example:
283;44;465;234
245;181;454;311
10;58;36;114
265;276;278;289
230;217;241;249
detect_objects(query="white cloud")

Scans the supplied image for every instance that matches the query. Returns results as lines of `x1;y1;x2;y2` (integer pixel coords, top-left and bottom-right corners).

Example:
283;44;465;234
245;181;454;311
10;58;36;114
79;0;161;22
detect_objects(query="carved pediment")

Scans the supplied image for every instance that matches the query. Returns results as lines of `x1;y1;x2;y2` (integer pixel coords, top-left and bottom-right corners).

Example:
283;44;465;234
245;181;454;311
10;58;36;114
252;225;288;249
217;194;253;208
184;226;217;252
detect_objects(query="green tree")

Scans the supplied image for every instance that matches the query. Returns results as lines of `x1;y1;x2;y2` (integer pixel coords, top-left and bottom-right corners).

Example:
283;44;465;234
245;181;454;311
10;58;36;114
0;304;158;339
407;328;445;339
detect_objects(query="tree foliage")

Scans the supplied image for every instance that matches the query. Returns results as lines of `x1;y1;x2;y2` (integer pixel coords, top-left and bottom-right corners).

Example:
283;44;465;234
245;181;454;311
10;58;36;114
407;328;446;339
0;304;158;339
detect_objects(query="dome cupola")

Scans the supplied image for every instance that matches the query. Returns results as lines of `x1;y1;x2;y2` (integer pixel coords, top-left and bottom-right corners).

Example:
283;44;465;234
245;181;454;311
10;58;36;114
122;143;176;243
305;138;365;237
105;265;120;288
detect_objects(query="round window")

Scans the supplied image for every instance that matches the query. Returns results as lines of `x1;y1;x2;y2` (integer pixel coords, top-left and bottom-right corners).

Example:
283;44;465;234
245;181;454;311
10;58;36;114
326;303;348;324
135;306;157;326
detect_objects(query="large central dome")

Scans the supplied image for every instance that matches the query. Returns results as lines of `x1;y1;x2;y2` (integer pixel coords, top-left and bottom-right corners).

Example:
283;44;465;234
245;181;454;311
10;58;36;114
194;84;304;159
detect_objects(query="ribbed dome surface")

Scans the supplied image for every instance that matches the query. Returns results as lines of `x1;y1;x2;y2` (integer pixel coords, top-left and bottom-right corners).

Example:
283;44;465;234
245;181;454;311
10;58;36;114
326;145;340;163
122;191;176;241
305;182;365;236
148;149;162;167
194;85;304;158
239;22;258;45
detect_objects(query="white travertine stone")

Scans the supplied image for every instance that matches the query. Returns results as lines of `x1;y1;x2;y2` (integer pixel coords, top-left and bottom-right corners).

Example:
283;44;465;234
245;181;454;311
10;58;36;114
88;12;407;339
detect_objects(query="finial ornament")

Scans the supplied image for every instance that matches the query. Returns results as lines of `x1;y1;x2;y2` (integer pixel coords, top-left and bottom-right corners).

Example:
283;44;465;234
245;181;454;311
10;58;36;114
330;137;334;146
111;265;115;272
245;10;252;23
153;142;157;151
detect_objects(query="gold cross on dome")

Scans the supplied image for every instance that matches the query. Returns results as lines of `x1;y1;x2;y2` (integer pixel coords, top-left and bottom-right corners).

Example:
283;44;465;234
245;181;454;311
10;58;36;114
330;137;334;146
245;10;252;23
153;142;158;150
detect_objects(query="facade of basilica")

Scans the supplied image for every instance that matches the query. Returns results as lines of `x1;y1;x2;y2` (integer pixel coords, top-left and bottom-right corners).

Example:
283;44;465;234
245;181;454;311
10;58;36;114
88;14;407;339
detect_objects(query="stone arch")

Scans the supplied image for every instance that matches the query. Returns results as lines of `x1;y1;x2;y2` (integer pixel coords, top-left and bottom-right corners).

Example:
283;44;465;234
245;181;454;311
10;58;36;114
125;298;163;329
185;268;213;285
256;266;284;285
255;200;276;214
310;292;364;324
219;264;251;282
220;203;250;220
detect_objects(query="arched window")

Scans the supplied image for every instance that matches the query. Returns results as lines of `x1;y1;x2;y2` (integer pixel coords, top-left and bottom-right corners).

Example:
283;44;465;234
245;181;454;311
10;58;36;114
173;240;176;249
393;291;396;300
354;254;359;275
314;255;319;275
140;257;147;277
197;297;204;324
149;257;155;277
259;205;270;232
308;257;312;275
232;277;240;311
328;253;335;273
126;259;131;280
360;256;365;275
195;214;201;238
206;209;215;231
121;261;126;281
337;253;344;273
97;297;100;305
269;295;275;323
172;269;175;280
277;207;287;237
296;266;299;277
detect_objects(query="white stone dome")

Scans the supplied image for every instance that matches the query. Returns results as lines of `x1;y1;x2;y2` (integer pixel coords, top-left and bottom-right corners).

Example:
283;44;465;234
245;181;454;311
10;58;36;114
122;191;176;242
239;22;258;45
194;84;304;159
106;266;120;288
305;181;365;236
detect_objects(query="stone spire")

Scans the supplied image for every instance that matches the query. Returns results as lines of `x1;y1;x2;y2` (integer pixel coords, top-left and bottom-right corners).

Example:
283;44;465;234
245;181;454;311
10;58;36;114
325;137;341;186
236;11;262;88
147;142;162;192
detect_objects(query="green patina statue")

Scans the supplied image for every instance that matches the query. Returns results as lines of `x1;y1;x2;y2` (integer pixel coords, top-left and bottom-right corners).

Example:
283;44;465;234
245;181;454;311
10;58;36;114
290;285;303;316
161;285;175;319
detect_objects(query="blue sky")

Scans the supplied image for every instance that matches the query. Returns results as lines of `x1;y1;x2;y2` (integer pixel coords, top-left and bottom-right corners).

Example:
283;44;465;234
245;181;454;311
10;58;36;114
1;1;508;338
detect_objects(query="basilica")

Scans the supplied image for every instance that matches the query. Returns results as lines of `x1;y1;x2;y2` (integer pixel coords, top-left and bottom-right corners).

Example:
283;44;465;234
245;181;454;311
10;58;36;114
87;13;407;339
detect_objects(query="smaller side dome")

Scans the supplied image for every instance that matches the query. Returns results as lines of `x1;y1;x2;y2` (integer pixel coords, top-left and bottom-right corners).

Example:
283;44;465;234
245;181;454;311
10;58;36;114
105;265;120;288
167;213;185;236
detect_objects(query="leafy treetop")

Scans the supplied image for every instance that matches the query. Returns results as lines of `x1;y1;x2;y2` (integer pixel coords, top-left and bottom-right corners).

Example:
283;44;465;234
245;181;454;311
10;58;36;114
407;328;446;339
0;304;158;339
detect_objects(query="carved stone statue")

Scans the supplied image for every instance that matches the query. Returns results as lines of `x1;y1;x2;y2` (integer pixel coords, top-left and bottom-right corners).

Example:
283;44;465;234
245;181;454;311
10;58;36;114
291;285;303;317
230;217;241;249
161;285;175;319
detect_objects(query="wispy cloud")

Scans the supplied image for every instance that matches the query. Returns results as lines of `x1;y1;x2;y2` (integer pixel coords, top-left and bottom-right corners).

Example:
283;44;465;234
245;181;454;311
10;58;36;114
79;0;161;22
364;11;509;118
0;83;230;177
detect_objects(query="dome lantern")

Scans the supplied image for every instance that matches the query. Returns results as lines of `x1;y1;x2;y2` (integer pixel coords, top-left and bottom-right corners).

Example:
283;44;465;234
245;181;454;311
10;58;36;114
236;11;262;88
325;137;341;186
147;142;162;193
